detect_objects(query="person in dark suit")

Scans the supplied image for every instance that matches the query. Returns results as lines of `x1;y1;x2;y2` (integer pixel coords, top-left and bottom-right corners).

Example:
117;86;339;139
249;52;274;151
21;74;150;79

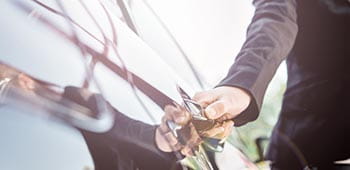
160;0;350;169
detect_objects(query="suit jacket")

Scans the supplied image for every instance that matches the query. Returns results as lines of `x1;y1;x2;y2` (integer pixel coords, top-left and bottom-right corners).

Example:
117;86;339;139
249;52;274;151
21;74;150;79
217;0;350;168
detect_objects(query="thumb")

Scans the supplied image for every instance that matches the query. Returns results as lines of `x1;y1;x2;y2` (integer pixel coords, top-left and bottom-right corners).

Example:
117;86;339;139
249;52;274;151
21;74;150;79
193;91;218;108
204;100;229;119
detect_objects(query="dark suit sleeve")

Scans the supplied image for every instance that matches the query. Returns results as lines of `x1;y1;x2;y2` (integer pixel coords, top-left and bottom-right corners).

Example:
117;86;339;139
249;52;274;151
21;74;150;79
217;0;298;126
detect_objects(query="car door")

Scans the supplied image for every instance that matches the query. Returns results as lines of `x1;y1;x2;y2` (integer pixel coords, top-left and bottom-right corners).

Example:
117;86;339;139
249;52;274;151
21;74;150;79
0;0;198;170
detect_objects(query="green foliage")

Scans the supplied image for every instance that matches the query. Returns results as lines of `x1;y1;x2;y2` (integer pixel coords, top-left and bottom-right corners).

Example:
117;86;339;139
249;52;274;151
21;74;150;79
228;73;286;162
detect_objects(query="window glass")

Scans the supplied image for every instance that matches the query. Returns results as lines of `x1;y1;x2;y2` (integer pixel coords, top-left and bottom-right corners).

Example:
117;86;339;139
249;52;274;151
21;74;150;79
124;0;206;89
0;0;86;87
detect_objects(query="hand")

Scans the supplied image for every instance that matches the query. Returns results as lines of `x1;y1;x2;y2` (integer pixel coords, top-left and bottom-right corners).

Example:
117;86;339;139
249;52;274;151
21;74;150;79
200;120;234;140
155;104;202;156
193;86;251;122
155;104;236;156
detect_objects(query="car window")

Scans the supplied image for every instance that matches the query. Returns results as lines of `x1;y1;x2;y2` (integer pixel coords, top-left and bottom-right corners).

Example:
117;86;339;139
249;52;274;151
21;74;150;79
121;0;206;89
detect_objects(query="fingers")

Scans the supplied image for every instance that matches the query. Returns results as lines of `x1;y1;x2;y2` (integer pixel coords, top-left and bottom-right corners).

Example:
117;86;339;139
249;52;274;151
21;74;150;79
215;113;234;122
192;86;251;122
200;120;234;139
157;104;194;153
216;120;234;139
181;146;194;156
159;104;235;155
193;90;235;120
187;123;202;147
201;126;225;138
159;115;171;133
180;123;202;156
17;73;35;90
204;100;231;119
192;91;218;108
155;127;182;152
164;105;190;125
163;131;182;149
